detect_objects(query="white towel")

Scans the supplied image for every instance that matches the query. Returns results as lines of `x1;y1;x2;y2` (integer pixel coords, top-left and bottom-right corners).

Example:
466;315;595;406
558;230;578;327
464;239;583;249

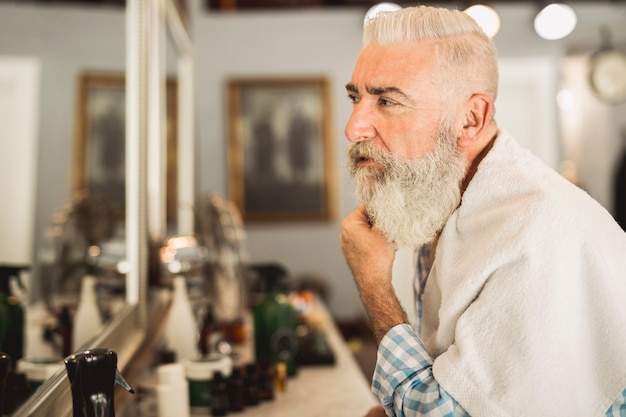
422;130;626;417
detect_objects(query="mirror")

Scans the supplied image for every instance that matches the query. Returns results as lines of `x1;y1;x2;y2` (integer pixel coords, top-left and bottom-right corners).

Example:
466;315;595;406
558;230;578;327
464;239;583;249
0;2;129;412
2;0;193;415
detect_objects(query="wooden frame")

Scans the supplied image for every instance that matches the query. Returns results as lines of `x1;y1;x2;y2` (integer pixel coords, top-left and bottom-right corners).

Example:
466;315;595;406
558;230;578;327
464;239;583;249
227;77;335;222
73;72;178;223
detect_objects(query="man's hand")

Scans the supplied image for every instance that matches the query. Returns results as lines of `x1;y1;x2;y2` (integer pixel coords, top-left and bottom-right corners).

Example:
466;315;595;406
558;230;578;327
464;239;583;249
364;405;387;417
340;205;396;285
340;206;408;343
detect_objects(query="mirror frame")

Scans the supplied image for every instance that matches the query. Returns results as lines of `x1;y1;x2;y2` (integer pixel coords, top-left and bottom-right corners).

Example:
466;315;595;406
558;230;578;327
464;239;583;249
11;0;193;415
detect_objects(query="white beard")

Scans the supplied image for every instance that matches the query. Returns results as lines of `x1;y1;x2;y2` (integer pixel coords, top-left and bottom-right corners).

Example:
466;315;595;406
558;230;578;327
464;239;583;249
347;125;467;248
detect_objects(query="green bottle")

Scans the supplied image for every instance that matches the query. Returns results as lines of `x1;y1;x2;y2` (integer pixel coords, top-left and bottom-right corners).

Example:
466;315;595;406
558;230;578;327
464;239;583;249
0;265;28;367
253;289;298;377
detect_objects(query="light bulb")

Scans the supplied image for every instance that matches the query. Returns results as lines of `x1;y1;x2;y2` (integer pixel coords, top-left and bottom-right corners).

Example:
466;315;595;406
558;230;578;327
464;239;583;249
534;3;577;41
464;4;501;39
364;2;402;27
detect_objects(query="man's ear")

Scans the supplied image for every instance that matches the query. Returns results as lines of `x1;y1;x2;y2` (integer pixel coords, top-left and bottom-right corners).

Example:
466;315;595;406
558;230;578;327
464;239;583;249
458;94;493;148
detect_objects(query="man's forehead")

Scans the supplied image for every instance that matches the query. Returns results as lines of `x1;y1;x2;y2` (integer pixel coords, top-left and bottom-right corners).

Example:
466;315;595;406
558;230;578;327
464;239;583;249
349;44;437;86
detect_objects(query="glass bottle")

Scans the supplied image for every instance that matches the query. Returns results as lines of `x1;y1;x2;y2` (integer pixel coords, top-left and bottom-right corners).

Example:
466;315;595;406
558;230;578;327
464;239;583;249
0;266;27;367
242;363;259;406
253;290;298;377
210;371;228;417
227;367;245;412
257;362;275;401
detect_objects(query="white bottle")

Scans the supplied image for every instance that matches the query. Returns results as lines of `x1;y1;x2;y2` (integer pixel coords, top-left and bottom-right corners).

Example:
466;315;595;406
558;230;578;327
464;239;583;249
163;276;198;361
156;363;190;417
72;275;102;351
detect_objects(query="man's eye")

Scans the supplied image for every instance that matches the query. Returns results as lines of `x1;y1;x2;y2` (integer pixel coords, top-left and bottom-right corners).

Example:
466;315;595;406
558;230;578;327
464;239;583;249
379;98;395;106
347;94;360;104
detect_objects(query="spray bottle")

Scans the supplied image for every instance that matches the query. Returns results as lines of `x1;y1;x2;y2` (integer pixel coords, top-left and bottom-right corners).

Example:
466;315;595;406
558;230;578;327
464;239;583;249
64;348;134;417
72;275;102;351
163;276;198;361
0;265;29;367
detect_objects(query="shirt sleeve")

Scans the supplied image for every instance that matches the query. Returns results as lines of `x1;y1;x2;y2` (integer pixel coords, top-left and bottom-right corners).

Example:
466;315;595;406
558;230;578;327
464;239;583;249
372;323;470;417
605;388;626;416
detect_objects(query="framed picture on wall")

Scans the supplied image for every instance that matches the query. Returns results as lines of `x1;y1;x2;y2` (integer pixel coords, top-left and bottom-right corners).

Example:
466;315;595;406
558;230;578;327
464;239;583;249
73;72;178;224
227;77;335;222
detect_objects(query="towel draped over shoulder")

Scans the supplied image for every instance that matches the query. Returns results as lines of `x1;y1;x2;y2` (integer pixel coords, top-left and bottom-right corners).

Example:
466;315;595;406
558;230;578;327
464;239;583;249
423;130;626;417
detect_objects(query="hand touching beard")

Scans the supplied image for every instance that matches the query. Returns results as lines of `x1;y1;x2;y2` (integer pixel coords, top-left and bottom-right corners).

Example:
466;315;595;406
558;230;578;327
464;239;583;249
346;122;467;249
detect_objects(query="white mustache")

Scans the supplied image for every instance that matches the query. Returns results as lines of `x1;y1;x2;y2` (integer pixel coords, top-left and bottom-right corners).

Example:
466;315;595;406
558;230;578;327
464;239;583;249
347;142;393;168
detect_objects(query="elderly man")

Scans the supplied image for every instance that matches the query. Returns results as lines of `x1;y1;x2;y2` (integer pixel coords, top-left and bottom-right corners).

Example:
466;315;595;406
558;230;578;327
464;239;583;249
340;5;626;417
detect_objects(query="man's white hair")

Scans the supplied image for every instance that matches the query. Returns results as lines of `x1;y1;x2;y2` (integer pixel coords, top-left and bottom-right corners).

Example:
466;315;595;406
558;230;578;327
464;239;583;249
364;6;499;107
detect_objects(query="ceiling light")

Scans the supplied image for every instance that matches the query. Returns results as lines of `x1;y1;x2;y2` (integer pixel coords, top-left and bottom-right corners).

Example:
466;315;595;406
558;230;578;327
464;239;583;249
464;4;501;39
364;2;402;27
534;3;577;40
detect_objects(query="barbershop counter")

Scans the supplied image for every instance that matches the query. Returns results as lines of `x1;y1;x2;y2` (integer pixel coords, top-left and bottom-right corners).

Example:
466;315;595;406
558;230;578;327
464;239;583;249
222;303;377;417
122;301;377;417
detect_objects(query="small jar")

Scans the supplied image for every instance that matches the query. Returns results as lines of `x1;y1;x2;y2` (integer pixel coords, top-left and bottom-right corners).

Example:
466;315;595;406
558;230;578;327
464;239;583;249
183;355;232;413
157;363;189;417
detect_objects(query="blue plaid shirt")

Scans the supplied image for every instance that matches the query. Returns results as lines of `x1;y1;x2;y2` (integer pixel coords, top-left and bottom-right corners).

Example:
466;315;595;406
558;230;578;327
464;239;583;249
371;246;626;417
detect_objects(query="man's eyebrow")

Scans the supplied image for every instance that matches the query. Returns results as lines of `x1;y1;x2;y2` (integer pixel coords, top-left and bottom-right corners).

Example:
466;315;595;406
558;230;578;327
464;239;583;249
345;83;358;93
344;83;409;99
367;86;409;98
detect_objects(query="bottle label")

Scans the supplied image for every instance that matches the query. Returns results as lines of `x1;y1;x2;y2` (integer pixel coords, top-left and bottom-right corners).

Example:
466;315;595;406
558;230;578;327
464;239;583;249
270;328;298;361
188;379;211;409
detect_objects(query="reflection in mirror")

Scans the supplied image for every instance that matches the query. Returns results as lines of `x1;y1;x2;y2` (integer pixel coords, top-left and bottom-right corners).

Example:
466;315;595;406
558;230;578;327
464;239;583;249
0;53;40;414
5;0;192;415
0;1;131;414
165;0;195;237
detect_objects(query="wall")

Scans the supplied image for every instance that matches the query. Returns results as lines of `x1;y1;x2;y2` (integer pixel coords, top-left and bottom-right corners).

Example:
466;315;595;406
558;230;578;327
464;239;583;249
192;3;366;318
1;1;625;320
494;2;626;212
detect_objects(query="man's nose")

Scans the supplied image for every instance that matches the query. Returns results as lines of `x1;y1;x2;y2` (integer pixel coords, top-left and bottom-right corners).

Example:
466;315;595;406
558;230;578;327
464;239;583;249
344;103;375;143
